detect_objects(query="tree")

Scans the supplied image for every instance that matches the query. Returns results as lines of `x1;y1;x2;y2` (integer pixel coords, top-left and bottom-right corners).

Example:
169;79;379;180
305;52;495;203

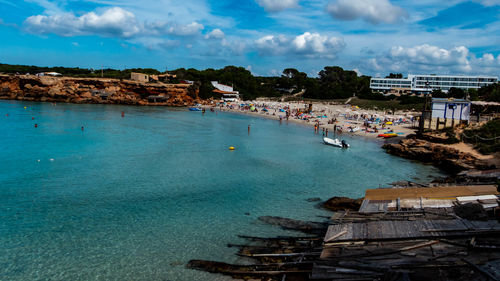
467;88;479;101
386;73;403;79
448;87;466;99
478;83;500;102
431;89;446;98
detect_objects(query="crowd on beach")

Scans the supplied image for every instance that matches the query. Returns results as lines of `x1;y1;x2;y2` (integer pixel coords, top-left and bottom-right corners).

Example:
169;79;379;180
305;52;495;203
205;100;418;139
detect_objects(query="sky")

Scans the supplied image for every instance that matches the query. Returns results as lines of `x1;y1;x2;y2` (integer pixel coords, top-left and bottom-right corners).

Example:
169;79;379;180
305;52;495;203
0;0;499;77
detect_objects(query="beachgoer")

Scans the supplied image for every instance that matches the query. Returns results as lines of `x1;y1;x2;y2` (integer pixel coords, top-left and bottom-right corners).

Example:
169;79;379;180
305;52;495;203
81;126;84;131
248;125;251;135
34;124;38;128
121;111;125;117
326;128;328;137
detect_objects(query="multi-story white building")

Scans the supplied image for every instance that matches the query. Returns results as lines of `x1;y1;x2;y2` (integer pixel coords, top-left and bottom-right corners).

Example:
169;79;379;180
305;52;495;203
370;74;498;94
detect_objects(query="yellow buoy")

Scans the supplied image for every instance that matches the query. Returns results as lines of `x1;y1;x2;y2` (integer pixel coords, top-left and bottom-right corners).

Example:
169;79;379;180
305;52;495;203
229;146;235;150
24;106;27;109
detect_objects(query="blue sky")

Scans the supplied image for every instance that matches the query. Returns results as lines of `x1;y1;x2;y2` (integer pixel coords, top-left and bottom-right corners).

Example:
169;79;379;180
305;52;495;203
0;0;499;77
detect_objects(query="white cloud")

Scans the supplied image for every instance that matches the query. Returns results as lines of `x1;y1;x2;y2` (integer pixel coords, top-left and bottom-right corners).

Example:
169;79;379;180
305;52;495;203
365;44;500;75
24;7;141;38
327;0;407;24
256;0;299;12
168;22;204;36
24;6;206;39
255;32;345;58
205;28;225;40
390;44;471;71
255;35;289;55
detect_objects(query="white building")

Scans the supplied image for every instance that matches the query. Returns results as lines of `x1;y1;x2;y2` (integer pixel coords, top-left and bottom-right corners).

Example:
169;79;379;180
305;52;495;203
211;81;240;102
431;98;471;121
370;74;498;94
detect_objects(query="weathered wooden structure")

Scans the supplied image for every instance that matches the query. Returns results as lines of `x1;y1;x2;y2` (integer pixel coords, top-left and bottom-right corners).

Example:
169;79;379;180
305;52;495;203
188;185;500;281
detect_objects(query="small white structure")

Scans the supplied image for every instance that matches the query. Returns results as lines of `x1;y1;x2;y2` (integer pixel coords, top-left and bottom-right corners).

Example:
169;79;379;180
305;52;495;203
37;72;62;77
211;81;240;102
131;72;149;83
431;98;471;121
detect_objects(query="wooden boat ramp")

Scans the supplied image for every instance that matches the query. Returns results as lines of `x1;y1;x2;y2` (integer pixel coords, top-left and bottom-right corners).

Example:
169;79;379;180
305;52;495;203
188;185;500;280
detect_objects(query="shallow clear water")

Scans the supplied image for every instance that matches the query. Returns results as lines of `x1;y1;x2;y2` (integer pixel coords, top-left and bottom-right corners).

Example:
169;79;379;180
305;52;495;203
0;100;444;280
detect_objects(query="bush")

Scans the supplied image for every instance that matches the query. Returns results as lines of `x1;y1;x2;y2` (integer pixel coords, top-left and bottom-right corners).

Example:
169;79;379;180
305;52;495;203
463;118;500;154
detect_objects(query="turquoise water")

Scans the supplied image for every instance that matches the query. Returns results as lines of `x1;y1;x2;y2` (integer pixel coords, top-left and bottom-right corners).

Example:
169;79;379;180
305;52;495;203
0;100;444;280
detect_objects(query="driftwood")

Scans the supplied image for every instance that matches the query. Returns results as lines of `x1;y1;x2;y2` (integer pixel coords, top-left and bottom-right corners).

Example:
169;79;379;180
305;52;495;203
187;260;312;278
238;234;321;241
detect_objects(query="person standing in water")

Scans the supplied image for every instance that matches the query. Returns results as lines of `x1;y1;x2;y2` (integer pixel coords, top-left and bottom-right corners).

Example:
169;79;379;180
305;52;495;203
248;125;251;135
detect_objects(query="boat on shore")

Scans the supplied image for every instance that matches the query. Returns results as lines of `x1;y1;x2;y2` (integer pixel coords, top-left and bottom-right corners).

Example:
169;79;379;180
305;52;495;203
378;133;398;138
323;137;349;148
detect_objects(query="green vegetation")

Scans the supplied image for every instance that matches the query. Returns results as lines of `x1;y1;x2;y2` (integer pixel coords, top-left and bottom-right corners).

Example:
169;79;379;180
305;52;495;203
385;73;403;78
169;66;279;100
463;118;500;154
478;83;500;102
0;63;160;79
1;62;497;108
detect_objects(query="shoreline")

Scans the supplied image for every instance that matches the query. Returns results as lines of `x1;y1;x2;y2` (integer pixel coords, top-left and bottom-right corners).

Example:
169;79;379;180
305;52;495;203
207;100;417;141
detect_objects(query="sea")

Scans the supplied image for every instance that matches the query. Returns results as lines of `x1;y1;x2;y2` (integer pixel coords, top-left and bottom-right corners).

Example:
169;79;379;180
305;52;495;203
0;100;444;280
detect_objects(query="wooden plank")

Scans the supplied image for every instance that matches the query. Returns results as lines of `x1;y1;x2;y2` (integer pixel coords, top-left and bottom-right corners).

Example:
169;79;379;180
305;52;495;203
323;219;500;242
324;230;347;243
365;185;498;201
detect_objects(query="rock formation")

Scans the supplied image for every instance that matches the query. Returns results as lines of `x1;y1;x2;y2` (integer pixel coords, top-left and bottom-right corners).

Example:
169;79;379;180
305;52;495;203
383;138;491;173
322;196;363;211
0;74;200;106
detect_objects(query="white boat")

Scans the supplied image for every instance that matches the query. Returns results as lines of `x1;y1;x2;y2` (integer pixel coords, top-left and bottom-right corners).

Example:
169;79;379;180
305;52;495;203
323;137;349;148
349;126;360;133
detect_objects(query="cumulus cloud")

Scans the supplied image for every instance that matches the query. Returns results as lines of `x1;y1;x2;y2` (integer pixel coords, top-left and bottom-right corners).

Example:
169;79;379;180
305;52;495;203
390;44;471;71
256;0;299;12
205;28;225;40
327;0;407;24
365;44;500;75
25;7;141;38
255;32;345;58
24;7;204;38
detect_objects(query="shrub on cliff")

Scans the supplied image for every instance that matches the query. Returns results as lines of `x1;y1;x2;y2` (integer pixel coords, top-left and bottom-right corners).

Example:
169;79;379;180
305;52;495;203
463;118;500;154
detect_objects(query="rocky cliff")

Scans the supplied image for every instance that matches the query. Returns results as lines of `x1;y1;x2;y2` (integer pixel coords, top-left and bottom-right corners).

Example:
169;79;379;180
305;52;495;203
0;74;200;106
382;138;491;174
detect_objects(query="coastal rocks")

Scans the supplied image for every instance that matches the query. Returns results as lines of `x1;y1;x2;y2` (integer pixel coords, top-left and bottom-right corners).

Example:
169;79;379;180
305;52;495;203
0;74;200;106
258;216;327;234
322;196;363;211
383;138;490;174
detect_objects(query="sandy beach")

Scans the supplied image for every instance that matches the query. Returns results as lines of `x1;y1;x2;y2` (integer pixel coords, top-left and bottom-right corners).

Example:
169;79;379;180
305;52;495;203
207;100;418;140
